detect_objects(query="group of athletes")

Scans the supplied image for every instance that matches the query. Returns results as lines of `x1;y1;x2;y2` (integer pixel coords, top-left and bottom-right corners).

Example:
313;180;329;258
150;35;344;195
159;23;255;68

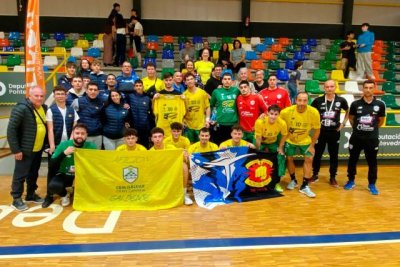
7;67;386;211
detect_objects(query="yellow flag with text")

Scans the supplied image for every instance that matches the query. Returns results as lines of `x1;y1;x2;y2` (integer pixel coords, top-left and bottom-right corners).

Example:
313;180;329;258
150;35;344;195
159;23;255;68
74;149;183;211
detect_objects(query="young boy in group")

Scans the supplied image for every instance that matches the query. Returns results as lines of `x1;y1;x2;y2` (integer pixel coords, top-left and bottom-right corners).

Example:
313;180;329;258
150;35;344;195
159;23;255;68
149;127;193;205
89;59;108;92
57;62;76;90
254;104;288;192
188;127;219;154
164;122;191;150
219;124;256;149
116;128;147;151
66;75;85;106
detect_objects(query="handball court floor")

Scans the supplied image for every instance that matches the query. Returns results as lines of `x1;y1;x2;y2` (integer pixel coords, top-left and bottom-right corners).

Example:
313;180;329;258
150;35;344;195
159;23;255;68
0;165;400;266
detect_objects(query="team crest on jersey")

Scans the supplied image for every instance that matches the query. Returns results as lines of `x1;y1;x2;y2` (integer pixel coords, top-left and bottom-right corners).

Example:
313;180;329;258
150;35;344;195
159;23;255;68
277;94;282;99
123;166;138;183
250;100;255;105
335;102;341;107
373;105;380;112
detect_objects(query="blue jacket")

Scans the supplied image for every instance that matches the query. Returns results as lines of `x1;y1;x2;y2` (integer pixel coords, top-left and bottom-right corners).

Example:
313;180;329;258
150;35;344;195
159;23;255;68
76;96;104;136
50;104;75;146
57;75;73;90
116;71;139;92
66;88;86;106
89;71;108;91
126;92;153;130
101;103;129;139
357;30;374;53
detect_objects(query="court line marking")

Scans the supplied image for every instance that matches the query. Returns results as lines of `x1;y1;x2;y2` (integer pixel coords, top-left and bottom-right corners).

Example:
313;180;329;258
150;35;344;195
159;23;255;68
1;231;400;259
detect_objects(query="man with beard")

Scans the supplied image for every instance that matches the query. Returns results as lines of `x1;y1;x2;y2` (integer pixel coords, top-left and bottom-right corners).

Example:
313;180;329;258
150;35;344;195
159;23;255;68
42;123;97;208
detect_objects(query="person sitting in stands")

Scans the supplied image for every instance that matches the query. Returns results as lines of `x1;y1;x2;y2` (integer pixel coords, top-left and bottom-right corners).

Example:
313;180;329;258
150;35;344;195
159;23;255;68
78;58;91;77
230;39;246;73
217;42;234;71
195;49;214;84
179;40;195;71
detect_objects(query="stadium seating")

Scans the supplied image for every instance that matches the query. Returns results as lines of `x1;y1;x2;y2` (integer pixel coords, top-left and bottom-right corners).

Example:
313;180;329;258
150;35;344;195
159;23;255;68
382;81;400;94
381;95;400;109
385;113;400;126
305;80;324;94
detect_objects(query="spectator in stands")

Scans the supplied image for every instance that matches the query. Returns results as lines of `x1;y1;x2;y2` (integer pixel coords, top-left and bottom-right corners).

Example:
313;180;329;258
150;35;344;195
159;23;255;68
173;72;186;94
78;59;91;76
125;80;154;148
195;49;214;84
259;74;291;109
179;40;195;71
219;124;255;149
101;90;130;150
116;61;139;93
109;2;120;18
142;63;164;97
128;15;144;56
44;123;97;208
356;23;375;80
233;67;256;93
287;61;302;104
183;73;211;143
340;31;357;79
66;76;85;106
252;69;268;92
114;13;127;67
344;80;385;195
103;17;116;67
198;40;213;61
71;82;104;149
280;92;320;198
183;60;204;89
204;64;223;96
230;39;246;73
210;72;240;145
311;80;349;187
89;59;108;91
116;128;147;151
188;127;219;153
7;86;47;211
236;80;267;143
42;86;79;208
217;42;233;71
57;62;76;90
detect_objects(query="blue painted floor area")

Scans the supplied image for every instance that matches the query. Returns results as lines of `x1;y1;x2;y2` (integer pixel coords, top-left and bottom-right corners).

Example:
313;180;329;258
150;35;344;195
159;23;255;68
1;231;400;256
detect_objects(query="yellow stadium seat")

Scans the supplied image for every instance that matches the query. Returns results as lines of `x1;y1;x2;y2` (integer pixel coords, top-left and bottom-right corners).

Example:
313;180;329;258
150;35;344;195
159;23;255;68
53;47;66;54
213;50;219;60
76;39;89;49
0;65;8;72
237;36;247;44
228;43;233;51
97;33;104;40
331;70;349;82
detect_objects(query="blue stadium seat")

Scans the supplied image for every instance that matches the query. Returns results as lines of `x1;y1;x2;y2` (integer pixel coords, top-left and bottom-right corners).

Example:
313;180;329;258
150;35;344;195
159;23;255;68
285;59;295;70
307;38;317;46
192;36;203;44
301;44;312;53
147;35;158;42
264;37;275;45
255;43;267;53
245;51;258;60
8;32;20;40
293;51;306;61
162;50;174;59
54;32;65;42
87;47;101;58
276;69;289;81
143;57;157;68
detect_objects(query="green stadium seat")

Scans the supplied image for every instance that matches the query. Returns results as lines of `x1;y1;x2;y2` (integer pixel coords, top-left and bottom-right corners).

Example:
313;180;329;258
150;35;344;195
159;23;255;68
312;69;328;82
40;33;50;41
381;95;400;109
277;52;290;60
178;36;188;44
6;55;21;66
292;38;303;47
60;39;74;49
129;57;139;69
84;33;95;41
319;60;334;71
382;81;400;94
285;44;296;53
305;80;324;94
221;37;233;44
162;68;175;78
268;60;280;70
383;70;399;82
385;113;400;126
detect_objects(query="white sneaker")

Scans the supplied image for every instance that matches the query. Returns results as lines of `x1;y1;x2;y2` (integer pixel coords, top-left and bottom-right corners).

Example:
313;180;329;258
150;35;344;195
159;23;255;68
61;193;71;207
287;180;298;190
184;194;193;206
299;186;316;198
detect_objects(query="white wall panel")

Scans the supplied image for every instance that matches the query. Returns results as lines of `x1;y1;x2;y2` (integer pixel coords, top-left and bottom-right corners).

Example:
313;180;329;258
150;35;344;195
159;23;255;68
0;0;18;16
353;5;400;26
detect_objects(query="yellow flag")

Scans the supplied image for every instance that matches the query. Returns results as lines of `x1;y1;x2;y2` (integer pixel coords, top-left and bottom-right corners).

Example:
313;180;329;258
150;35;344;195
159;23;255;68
73;149;183;211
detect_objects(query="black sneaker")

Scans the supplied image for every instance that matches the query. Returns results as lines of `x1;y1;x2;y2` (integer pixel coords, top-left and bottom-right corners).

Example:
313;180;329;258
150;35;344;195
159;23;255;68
25;193;44;204
311;174;319;183
42;195;54;208
11;198;28;211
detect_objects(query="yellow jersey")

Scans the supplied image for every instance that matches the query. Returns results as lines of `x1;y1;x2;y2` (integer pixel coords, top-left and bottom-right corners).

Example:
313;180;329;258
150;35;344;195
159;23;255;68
183;88;210;130
188;141;219;153
116;144;147;151
280;105;321;145
142;77;164;92
33;106;46;152
219;139;248;149
153;95;186;137
164;136;190;150
254;117;288;144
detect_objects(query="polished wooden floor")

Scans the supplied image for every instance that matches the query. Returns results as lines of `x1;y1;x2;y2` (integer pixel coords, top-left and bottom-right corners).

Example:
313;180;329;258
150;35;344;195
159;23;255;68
1;165;400;266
